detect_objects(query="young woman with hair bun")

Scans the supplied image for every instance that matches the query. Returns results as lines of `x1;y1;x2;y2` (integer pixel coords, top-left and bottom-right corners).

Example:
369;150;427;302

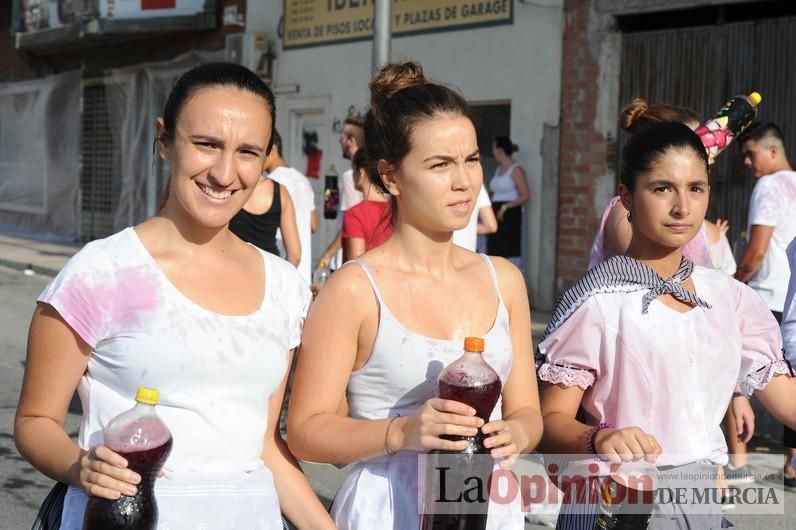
539;121;796;528
287;61;542;529
590;98;735;274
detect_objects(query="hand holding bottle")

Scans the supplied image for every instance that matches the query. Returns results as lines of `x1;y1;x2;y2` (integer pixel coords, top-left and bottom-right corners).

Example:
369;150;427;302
82;387;172;530
481;419;521;468
78;445;141;500
389;398;484;453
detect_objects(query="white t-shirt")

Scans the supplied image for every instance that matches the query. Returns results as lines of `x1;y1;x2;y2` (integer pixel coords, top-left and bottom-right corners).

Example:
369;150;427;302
270;166;316;284
452;186;491;251
340;168;364;212
40;227;311;530
747;170;796;311
781;237;796;366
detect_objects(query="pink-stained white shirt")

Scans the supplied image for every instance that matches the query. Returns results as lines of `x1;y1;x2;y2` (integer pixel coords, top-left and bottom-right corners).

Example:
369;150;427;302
538;266;789;467
746;170;796;311
39;227;311;530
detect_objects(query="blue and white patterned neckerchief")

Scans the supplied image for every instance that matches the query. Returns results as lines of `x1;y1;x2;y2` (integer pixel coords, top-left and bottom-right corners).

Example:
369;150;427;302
541;254;712;341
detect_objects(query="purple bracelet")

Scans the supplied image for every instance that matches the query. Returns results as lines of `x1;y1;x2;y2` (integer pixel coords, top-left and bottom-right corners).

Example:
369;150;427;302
586;422;614;455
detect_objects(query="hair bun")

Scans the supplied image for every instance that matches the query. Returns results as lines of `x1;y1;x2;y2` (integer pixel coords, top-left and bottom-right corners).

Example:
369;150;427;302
369;62;427;108
619;97;649;131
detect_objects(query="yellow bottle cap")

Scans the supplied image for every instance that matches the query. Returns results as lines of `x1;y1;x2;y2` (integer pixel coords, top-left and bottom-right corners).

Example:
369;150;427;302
464;337;485;353
748;91;762;106
136;387;160;405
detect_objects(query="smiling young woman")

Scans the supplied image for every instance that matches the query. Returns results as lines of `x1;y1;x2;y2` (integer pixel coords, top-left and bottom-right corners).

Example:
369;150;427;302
14;63;334;530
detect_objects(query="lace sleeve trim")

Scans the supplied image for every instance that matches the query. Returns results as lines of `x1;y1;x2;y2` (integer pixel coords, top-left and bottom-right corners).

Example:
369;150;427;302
538;363;595;390
741;359;792;396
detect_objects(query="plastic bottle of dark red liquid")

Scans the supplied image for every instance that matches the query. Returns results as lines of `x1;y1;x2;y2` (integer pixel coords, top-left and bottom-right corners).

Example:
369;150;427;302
421;337;502;530
83;387;172;530
594;462;657;530
323;164;339;220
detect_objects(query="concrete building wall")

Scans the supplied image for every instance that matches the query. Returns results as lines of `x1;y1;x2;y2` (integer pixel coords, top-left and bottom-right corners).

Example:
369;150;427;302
247;1;565;308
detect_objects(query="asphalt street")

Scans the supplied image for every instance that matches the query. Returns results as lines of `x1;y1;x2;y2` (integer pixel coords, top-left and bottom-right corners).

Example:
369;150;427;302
1;264;793;529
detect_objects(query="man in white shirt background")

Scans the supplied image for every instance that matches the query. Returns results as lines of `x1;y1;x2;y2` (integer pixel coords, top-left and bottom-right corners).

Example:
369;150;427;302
736;123;796;312
268;130;318;284
736;123;796;488
320;115;365;268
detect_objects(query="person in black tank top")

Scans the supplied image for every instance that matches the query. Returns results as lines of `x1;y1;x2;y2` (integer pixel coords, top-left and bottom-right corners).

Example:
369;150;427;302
229;177;301;264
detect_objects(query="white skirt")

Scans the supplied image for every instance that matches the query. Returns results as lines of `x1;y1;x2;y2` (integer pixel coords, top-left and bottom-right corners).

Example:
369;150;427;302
61;466;282;530
331;452;524;530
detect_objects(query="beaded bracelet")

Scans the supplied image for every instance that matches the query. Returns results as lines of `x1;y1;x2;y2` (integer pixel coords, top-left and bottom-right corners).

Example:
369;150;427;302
586;422;614;455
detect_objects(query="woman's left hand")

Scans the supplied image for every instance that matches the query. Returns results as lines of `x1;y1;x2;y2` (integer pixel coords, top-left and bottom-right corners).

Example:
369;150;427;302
731;394;755;443
481;420;522;468
496;207;506;223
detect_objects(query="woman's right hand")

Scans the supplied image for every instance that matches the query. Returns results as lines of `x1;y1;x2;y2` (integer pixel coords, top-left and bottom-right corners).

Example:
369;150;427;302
592;427;661;464
79;445;141;500
394;398;484;452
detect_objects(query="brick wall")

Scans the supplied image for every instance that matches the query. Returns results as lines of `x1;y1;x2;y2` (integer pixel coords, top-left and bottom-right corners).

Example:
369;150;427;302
556;0;616;292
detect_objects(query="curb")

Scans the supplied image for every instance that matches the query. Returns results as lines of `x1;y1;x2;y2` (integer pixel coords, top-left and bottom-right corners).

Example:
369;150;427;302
0;258;61;278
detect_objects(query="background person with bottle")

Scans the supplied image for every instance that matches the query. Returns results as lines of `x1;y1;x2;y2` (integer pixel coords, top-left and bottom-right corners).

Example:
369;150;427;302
319;115;366;269
286;62;542;530
13;63;334;530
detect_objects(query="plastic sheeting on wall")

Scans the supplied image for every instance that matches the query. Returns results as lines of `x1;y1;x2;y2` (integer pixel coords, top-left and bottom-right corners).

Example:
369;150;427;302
0;70;82;242
105;49;224;233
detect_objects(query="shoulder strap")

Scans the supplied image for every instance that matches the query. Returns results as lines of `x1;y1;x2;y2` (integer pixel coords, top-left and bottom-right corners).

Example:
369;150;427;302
478;254;507;309
348;259;386;306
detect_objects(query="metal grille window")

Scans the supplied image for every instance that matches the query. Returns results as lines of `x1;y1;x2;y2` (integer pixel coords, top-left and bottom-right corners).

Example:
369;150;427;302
80;82;120;241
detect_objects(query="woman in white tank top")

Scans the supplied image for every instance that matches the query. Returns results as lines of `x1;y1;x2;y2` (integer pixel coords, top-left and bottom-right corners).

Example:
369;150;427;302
487;136;529;260
287;62;543;530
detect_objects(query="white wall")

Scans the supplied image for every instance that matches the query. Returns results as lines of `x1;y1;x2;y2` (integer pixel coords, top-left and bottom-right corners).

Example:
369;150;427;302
247;1;564;299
